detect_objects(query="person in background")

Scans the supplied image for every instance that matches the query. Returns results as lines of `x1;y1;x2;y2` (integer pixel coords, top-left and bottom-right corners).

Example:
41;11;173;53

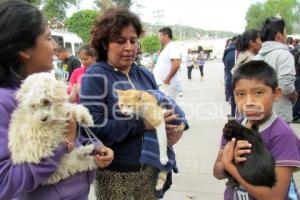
223;38;233;102
80;7;187;199
186;49;194;79
135;41;142;66
295;39;300;51
0;1;113;200
223;35;239;116
292;49;300;123
196;46;206;81
174;73;184;97
231;29;262;73
55;46;81;82
153;27;182;99
151;49;161;72
254;17;297;123
287;36;296;53
68;45;96;103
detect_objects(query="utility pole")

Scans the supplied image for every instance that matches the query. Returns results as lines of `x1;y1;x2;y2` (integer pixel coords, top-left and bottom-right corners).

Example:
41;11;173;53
153;10;164;33
132;0;145;18
179;19;182;40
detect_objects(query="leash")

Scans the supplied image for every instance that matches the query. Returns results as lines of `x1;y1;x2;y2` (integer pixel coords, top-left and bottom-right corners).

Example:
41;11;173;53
78;125;102;145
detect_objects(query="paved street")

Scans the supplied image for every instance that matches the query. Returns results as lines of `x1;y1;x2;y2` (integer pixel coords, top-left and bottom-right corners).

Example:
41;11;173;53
89;60;300;200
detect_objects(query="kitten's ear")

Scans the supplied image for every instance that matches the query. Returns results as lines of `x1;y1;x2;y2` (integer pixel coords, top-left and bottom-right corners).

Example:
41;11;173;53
114;89;122;96
134;91;143;100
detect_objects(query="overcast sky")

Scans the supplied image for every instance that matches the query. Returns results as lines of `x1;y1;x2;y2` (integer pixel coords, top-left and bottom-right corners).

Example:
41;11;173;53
68;0;265;33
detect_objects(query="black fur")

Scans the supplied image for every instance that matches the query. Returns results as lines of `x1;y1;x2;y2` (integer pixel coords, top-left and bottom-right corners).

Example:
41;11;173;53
223;120;276;187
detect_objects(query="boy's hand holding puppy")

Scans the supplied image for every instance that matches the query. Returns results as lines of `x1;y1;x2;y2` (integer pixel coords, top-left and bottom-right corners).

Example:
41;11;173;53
234;140;252;164
221;138;252;172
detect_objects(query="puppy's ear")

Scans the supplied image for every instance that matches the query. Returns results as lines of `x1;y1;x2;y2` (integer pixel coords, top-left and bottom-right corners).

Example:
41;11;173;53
223;121;234;140
223;120;239;140
16;74;37;102
51;80;67;100
15;88;25;102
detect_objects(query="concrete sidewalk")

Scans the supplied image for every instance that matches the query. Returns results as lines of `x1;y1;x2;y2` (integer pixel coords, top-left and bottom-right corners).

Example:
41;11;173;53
89;60;300;200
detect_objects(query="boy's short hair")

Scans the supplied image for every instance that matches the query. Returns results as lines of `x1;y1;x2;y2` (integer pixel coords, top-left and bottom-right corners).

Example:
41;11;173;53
232;60;278;92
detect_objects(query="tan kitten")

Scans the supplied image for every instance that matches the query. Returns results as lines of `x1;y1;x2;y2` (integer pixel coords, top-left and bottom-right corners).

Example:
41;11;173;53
115;89;168;165
116;89;171;190
115;89;186;190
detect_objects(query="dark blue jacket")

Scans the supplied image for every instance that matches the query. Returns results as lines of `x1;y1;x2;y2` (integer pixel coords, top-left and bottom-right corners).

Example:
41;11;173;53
223;44;236;83
80;62;158;171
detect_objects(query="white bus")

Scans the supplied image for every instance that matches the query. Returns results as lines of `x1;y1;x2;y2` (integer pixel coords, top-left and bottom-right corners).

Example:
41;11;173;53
51;29;83;56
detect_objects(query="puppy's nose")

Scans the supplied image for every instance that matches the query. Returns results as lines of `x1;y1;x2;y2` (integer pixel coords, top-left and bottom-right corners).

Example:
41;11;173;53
40;116;48;122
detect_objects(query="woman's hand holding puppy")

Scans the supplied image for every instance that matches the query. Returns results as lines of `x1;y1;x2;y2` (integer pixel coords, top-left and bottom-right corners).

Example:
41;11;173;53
94;145;114;168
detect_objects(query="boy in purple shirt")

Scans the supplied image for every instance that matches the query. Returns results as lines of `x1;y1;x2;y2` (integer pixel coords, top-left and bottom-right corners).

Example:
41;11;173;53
213;60;300;200
0;1;113;199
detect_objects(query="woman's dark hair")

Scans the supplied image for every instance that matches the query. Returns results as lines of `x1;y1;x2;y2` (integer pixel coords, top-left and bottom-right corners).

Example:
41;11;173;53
237;29;260;52
91;7;143;61
232;60;278;92
0;0;46;87
260;17;285;42
287;36;294;45
78;44;96;57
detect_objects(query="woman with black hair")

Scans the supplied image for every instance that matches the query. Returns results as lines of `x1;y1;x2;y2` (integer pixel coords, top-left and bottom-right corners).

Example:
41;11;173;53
231;29;262;73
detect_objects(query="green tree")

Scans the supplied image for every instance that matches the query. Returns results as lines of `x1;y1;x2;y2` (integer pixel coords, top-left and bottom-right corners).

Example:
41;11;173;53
43;0;80;20
245;3;264;30
140;35;160;54
22;0;42;6
94;0;113;10
246;0;300;33
65;10;99;42
112;0;132;8
94;0;132;9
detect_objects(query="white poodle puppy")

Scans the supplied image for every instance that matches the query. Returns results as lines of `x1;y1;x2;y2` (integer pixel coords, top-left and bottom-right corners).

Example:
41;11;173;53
8;72;98;185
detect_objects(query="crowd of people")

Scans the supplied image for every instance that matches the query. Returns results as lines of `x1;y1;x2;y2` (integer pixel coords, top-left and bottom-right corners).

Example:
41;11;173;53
0;0;299;200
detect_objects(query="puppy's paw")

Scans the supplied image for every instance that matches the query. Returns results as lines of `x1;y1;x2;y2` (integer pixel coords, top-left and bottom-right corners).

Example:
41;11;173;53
76;144;95;160
73;105;94;126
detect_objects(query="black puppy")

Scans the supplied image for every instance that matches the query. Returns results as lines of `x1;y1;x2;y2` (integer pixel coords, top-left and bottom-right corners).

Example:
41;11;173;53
223;120;276;187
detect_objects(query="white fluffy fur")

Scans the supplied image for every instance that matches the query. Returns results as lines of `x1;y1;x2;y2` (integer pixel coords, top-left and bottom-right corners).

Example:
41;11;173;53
8;73;98;185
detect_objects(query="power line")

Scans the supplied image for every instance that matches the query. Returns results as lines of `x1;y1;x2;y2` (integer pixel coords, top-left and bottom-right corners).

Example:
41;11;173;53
153;9;164;26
